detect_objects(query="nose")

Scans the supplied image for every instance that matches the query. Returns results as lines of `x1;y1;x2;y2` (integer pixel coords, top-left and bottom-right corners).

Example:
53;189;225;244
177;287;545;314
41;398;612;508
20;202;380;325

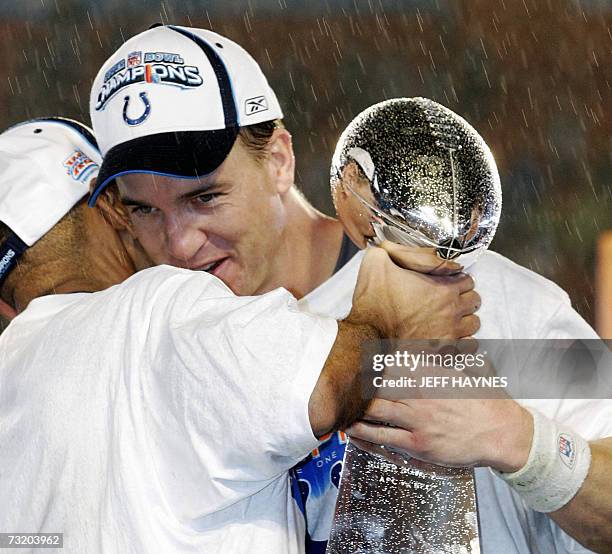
165;214;208;265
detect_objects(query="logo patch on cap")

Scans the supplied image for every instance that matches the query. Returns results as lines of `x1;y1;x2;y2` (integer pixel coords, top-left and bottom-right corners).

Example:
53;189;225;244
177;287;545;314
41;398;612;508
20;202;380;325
95;51;203;111
245;96;269;116
63;151;99;183
123;92;152;126
127;51;142;68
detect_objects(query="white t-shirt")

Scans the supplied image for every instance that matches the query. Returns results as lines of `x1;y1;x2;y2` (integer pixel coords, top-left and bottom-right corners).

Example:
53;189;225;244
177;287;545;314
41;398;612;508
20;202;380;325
299;248;610;554
0;266;338;554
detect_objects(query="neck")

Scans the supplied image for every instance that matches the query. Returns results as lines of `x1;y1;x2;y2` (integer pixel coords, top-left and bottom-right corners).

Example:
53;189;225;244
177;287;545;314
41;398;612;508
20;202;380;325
12;210;140;313
267;189;344;299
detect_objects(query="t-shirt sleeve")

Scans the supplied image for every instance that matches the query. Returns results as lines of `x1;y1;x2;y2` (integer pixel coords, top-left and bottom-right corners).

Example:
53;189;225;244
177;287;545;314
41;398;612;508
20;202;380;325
139;270;338;516
538;294;599;340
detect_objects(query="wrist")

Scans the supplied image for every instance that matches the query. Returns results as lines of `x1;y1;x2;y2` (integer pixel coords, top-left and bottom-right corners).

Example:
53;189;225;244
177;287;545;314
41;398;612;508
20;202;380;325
345;306;386;338
490;404;534;473
493;407;592;513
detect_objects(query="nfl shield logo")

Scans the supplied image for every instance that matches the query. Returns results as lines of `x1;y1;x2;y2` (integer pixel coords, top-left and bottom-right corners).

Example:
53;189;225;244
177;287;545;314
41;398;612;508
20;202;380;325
127;51;142;68
558;433;576;469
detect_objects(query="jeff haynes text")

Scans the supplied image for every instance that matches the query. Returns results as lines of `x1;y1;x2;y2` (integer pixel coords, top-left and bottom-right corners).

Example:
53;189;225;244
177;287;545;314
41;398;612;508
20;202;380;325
372;375;509;388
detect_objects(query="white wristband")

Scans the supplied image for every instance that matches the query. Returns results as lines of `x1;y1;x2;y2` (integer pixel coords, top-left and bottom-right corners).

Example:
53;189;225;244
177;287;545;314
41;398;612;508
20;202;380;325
495;408;591;513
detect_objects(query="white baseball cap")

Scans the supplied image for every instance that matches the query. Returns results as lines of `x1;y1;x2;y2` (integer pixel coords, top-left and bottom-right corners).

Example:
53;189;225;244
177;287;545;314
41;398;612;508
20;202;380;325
89;24;283;205
0;118;101;286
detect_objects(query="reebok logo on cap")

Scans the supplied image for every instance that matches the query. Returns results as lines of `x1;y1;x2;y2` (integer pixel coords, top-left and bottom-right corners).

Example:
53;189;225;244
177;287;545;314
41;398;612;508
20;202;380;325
245;96;269;116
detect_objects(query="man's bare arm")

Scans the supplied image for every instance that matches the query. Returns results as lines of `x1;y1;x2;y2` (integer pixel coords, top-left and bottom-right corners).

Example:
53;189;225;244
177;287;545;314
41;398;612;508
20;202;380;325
309;320;379;438
550;438;612;552
309;244;481;438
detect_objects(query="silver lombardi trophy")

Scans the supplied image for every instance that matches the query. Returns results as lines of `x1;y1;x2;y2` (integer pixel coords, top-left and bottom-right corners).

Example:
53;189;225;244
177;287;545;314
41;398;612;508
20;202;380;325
326;98;502;554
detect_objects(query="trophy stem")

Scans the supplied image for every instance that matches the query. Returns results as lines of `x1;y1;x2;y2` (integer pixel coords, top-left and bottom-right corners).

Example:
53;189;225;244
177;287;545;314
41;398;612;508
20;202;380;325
326;440;481;554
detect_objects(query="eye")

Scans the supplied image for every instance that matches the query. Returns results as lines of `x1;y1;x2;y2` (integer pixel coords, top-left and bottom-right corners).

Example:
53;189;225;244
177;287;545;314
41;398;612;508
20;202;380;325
130;205;155;216
193;192;221;205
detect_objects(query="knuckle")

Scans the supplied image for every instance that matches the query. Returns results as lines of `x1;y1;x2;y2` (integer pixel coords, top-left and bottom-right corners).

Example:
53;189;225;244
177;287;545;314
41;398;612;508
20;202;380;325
370;400;387;420
378;424;390;445
410;432;430;455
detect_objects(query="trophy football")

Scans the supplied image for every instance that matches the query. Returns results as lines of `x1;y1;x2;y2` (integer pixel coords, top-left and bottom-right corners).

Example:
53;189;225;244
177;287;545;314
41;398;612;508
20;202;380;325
326;98;502;554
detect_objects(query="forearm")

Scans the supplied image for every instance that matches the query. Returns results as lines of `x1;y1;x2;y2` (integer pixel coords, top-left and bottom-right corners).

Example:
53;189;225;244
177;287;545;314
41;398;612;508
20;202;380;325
549;438;612;552
308;320;380;438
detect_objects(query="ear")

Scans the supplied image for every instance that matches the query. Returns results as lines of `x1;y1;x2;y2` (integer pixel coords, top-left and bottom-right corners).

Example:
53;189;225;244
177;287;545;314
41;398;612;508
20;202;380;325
332;161;361;206
0;298;17;320
266;128;295;194
93;182;136;237
343;161;371;195
339;162;358;195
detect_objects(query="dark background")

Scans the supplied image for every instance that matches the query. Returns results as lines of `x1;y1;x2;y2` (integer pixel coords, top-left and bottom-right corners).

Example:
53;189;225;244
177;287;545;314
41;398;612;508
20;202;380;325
0;0;610;327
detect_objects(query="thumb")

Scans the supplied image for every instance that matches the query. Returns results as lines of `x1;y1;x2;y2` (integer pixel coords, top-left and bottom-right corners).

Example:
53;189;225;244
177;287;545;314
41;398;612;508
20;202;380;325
377;241;463;275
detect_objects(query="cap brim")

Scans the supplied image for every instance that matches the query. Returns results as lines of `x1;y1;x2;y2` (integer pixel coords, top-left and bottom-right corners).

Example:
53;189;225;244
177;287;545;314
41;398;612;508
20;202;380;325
89;127;239;206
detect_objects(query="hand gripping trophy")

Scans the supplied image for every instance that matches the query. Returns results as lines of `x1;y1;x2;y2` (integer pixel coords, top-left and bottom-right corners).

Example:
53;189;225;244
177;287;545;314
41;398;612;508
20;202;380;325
326;98;502;554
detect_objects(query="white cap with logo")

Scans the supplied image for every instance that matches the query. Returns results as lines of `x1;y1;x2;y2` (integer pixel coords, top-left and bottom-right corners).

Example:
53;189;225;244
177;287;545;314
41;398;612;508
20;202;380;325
0;118;100;286
89;25;283;205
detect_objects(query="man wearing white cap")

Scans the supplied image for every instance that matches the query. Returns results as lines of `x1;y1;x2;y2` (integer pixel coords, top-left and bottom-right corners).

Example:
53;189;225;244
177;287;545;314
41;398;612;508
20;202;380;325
88;25;481;552
0;118;477;552
88;26;611;553
88;24;474;319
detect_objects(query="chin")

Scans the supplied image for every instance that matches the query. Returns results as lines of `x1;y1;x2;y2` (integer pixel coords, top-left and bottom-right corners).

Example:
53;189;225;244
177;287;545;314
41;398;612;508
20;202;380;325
223;276;249;297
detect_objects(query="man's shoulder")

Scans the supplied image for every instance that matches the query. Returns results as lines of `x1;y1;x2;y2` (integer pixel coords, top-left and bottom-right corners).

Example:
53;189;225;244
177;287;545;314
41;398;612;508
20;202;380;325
10;267;229;326
113;265;233;300
119;264;215;286
472;250;593;338
475;250;570;304
299;250;364;319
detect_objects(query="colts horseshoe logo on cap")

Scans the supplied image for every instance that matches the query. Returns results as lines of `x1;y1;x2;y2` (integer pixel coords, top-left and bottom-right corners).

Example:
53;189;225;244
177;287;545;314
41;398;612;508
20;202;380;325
123;92;151;126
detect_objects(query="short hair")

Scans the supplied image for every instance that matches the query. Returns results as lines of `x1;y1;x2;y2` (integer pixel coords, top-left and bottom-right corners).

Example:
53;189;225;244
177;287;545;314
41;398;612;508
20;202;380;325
0;201;87;303
238;119;284;162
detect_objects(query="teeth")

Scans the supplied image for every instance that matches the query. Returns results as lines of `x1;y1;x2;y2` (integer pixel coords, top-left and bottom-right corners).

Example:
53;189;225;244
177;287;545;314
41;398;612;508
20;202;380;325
202;261;217;272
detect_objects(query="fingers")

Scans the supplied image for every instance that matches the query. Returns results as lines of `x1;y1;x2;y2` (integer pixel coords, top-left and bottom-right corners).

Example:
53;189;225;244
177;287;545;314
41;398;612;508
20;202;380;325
346;420;416;452
347;436;381;454
455;272;476;294
361;398;414;428
456;337;480;354
431;272;475;294
377;241;463;275
458;290;481;316
457;314;480;338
